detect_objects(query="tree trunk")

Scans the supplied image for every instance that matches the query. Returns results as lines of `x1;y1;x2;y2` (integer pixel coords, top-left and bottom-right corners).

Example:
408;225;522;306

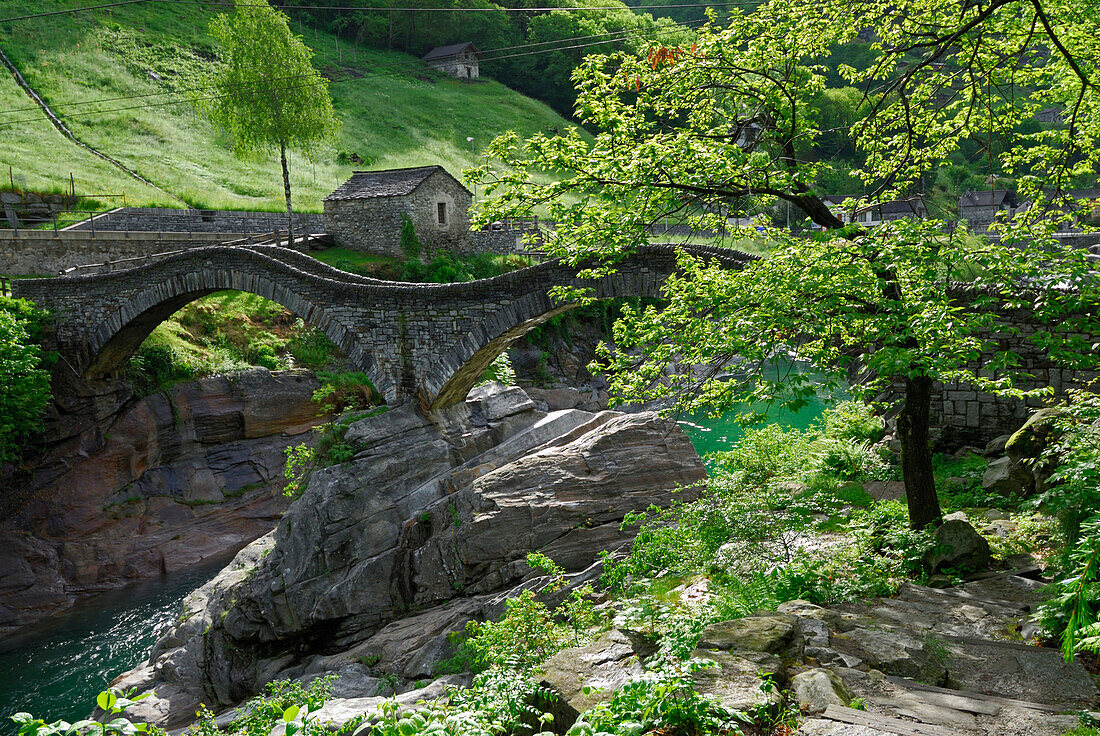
896;375;943;529
280;140;294;248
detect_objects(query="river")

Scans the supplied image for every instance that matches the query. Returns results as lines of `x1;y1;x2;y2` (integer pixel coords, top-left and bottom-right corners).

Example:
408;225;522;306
0;551;238;734
0;382;831;731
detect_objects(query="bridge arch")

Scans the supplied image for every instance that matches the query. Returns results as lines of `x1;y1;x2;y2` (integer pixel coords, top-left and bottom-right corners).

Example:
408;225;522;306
83;269;364;380
428;270;666;408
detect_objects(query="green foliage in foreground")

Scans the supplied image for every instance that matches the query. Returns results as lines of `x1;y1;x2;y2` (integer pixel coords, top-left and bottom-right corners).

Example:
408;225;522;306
0;297;53;465
1032;392;1100;661
13;689;161;736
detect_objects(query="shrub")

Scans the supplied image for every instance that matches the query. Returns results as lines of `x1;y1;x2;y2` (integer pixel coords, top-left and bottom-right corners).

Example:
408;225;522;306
0;297;52;463
477;352;516;386
575;662;745;736
1034;515;1100;660
400;215;421;260
1036;391;1100;543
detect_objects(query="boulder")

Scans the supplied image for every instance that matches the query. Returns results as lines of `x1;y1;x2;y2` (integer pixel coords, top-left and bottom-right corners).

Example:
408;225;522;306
984;434;1013;456
831;626;948;685
1005;408;1065;463
690;648;783;713
981;456;1032;496
538;630;648;726
698;613;804;660
924;520;991;574
862;480;906;502
789;668;851;713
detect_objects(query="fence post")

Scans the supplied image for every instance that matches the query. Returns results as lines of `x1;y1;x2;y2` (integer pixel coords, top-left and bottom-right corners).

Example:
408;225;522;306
89;211;95;237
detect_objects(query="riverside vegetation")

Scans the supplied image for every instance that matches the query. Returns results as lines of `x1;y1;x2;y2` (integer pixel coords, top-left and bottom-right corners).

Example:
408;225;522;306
14;393;1100;736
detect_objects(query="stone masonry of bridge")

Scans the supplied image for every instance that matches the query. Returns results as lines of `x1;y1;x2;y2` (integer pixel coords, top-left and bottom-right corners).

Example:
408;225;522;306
12;243;1099;429
13;244;756;409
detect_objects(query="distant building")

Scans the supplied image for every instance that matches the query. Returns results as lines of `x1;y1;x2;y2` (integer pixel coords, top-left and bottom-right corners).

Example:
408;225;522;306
324;166;473;255
958;190;1018;233
823;195;927;227
423;43;481;79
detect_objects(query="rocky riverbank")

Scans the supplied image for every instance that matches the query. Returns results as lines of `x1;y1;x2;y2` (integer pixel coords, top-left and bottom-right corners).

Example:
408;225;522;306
114;383;706;728
0;368;324;639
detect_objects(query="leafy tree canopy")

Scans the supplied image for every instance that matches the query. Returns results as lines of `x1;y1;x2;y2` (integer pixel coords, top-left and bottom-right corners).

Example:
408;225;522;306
473;0;1100;528
204;0;340;242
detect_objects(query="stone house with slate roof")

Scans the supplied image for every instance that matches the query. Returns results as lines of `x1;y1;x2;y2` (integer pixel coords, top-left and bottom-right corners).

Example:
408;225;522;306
323;166;473;256
958;189;1018;233
423;43;481;79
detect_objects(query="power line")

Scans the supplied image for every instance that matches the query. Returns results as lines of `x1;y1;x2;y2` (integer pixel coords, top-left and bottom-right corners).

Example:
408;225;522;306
0;0;755;24
0;21;701;117
0;19;703;128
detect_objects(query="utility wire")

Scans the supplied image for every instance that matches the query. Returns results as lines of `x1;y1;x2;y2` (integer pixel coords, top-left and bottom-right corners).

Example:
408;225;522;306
0;0;757;24
0;19;703;127
0;20;702;117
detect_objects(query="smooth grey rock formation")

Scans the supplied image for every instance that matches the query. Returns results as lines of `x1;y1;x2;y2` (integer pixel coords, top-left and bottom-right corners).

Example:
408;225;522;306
795;720;885;736
118;385;705;728
690;648;783;713
831;626;948;685
861;480;906;502
981;456;1032;496
984;433;1012;456
924;520;991;574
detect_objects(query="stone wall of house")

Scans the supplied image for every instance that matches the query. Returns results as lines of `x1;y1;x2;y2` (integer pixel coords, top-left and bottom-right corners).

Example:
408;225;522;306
65;208;324;235
324;171;474;256
427;52;479;79
959;204;1010;233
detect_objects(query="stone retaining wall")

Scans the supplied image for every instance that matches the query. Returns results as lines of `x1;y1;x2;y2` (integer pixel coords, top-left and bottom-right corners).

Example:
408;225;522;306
64;207;324;235
0;230;305;275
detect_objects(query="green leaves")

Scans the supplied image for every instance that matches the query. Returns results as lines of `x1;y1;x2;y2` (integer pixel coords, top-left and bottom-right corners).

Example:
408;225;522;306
203;1;339;161
0;297;51;464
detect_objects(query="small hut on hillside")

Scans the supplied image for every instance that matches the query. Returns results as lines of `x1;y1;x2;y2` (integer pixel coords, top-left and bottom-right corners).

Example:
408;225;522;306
423;43;481;79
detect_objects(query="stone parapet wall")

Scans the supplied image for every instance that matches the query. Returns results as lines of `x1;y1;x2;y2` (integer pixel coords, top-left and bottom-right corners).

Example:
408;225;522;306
64;207;324;235
0;230;273;275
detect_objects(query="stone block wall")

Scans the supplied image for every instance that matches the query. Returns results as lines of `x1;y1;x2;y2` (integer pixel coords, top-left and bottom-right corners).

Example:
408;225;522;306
1;191;75;227
64;208;324;235
886;308;1100;444
0;230;297;276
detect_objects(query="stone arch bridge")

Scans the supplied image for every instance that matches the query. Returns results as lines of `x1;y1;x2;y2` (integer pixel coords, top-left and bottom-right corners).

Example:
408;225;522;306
13;244;756;409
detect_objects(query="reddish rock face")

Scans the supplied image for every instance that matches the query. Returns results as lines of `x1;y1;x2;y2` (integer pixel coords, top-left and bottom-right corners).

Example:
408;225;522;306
0;368;323;640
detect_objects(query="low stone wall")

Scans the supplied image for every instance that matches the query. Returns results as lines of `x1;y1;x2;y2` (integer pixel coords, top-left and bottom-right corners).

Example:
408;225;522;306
888;308;1100;444
0;230;264;275
64;207;325;235
466;227;540;256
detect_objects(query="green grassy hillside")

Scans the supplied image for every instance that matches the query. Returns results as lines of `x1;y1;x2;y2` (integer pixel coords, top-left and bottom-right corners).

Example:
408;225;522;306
0;1;574;211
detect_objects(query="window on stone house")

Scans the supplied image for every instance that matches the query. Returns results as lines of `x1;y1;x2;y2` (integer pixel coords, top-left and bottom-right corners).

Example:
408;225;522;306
437;202;447;225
